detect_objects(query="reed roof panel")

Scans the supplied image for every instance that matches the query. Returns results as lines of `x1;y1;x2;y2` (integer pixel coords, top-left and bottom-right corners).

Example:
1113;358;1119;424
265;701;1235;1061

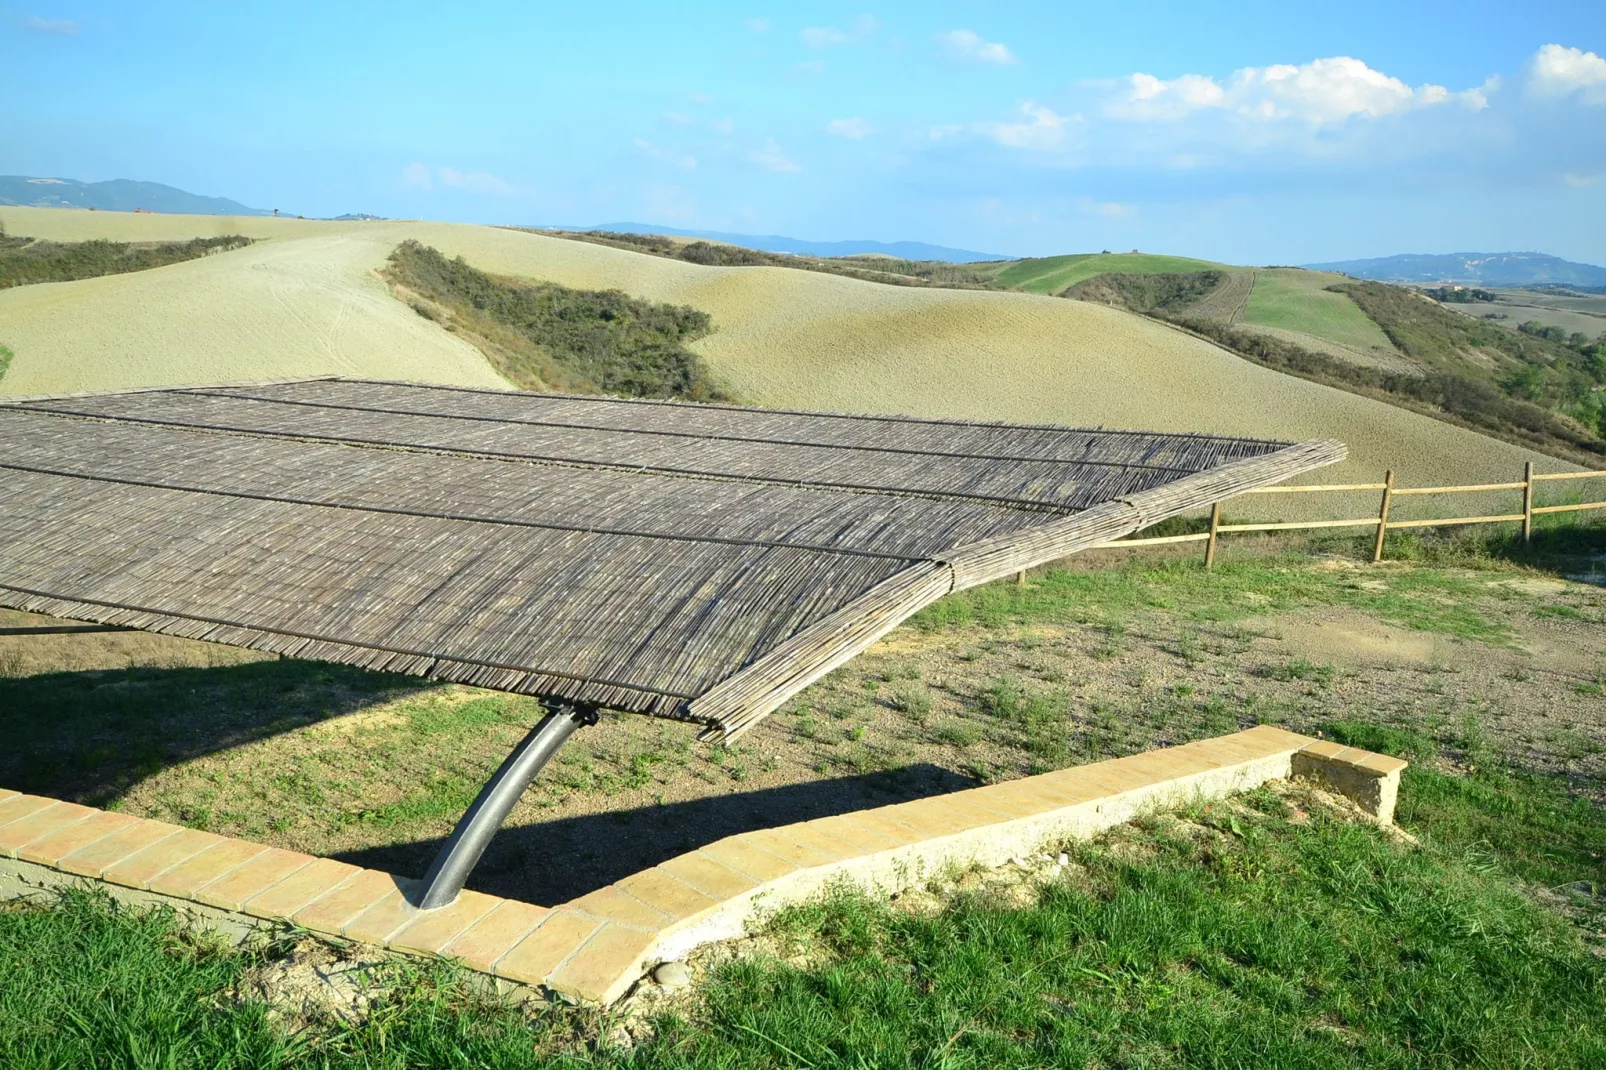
0;378;1344;735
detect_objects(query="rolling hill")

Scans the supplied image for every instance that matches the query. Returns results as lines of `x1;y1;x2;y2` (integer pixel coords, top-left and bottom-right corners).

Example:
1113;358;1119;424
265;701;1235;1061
0;176;270;216
1052;259;1605;464
553;223;1009;263
1306;251;1606;288
0;206;1572;508
992;252;1228;294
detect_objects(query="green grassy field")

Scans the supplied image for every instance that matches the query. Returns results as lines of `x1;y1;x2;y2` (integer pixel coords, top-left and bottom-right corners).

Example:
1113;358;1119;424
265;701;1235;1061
1239;269;1399;353
993;252;1228;295
3;527;1605;1066
4;732;1603;1068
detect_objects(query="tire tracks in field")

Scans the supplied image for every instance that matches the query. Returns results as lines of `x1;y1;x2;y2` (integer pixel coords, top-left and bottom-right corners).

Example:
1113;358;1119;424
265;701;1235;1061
1229;270;1256;324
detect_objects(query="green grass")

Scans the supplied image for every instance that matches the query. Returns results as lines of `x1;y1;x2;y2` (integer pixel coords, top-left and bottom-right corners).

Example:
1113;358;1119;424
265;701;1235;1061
1239;269;1397;352
1325;718;1606;889
0;342;12;385
5;750;1604;1067
0;889;286;1068
910;555;1517;645
994;252;1228;295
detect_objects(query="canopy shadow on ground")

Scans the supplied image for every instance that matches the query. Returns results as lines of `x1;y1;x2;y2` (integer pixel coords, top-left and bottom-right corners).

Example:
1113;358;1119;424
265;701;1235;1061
0;654;434;808
337;763;979;905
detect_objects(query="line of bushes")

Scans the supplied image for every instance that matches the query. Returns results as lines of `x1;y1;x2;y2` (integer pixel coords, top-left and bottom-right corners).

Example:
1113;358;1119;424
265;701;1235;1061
1060;270;1229;313
0;226;252;287
1169;313;1606;461
384;240;728;400
528;229;999;289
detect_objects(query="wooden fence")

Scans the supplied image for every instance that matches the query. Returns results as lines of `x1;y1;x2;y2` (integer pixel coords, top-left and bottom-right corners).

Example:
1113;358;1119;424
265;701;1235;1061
1089;463;1606;567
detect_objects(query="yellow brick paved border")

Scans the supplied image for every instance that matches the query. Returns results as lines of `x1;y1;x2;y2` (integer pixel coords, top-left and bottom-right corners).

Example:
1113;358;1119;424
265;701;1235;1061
0;726;1405;1005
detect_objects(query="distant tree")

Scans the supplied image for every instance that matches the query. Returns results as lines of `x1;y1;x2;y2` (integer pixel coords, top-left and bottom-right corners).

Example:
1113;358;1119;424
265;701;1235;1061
1503;365;1549;402
1517;321;1569;344
1424;286;1495;303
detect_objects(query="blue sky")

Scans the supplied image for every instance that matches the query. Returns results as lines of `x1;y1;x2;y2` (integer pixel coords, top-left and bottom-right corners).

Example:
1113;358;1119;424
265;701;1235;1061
3;1;1605;263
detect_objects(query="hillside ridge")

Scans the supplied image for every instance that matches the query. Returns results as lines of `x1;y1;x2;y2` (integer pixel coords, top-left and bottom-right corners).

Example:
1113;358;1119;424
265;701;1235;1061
1306;251;1606;287
549;222;1010;263
0;176;271;217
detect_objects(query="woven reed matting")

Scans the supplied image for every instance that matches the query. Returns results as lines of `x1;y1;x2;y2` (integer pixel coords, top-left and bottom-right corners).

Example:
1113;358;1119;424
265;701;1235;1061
0;379;1343;734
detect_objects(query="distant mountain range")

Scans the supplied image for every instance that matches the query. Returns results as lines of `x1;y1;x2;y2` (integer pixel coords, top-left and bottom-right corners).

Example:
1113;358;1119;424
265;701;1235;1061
554;222;1012;263
1305;251;1606;288
0;175;272;216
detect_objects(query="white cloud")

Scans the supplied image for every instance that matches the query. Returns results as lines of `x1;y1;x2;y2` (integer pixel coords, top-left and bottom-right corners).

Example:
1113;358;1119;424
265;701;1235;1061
643;184;696;220
663;112;694;126
1564;172;1606;188
1530;44;1606;104
791;59;826;77
689;92;714;105
937;29;1015;66
1083;200;1136;217
826;117;874;139
401;162;433;190
746;18;770;33
751;139;801;172
401;163;515;195
1457;75;1500;111
709;117;734;135
437;167;515;196
1107;56;1488;125
22;15;79;34
802;14;876;48
981;102;1075;150
801;25;847;47
1117;72;1225;120
634;138;697;170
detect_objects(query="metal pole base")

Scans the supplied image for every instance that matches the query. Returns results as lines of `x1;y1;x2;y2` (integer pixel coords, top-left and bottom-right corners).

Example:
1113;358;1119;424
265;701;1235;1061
416;703;597;910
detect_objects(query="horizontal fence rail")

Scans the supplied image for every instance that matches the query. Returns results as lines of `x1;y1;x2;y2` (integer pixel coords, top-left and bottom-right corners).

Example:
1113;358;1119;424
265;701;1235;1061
1090;463;1606;566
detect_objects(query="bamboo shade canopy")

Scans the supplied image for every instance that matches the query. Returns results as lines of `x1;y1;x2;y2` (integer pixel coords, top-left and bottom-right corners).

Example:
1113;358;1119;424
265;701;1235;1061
0;378;1344;738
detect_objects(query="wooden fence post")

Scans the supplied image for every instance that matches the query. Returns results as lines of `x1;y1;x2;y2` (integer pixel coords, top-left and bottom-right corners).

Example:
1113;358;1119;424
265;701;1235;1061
1015;569;1026;587
1204;502;1222;569
1371;470;1395;563
1522;461;1535;545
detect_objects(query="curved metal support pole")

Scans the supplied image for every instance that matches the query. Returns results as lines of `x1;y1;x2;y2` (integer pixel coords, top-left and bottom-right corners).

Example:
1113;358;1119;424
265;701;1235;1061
417;703;598;910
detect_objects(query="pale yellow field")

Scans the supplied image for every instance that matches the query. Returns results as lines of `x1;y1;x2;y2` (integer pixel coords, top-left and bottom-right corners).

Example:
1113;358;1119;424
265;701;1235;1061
0;207;1567;499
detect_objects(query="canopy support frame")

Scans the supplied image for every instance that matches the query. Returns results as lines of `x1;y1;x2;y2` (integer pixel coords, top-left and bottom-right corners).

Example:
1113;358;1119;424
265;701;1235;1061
416;702;598;910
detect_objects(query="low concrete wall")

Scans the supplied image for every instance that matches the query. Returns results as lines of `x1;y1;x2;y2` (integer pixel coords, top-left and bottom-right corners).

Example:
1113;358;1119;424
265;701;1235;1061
0;726;1405;1005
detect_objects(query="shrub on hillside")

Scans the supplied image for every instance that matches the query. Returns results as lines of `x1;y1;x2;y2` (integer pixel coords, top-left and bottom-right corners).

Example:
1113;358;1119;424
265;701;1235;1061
384;240;727;400
0;233;252;288
1060;270;1228;313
